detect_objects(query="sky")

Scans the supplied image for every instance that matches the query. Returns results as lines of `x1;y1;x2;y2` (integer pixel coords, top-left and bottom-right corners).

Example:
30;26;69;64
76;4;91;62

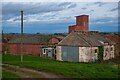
1;1;119;34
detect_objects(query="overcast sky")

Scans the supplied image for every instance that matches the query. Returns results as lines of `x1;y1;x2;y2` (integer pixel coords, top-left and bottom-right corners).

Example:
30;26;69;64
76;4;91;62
2;2;118;33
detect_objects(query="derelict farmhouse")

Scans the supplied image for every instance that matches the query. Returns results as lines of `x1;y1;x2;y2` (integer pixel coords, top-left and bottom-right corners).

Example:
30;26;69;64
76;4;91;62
2;15;120;62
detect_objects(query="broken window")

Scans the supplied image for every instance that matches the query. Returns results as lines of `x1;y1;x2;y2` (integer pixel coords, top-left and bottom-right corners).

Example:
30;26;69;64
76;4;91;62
95;49;97;53
111;47;113;51
43;49;46;54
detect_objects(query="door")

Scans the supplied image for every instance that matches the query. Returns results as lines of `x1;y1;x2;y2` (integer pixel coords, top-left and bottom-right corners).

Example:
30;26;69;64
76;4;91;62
48;49;52;58
62;46;79;62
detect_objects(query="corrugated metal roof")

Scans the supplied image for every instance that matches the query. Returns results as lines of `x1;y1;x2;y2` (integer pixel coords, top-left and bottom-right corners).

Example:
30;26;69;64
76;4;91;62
58;32;115;47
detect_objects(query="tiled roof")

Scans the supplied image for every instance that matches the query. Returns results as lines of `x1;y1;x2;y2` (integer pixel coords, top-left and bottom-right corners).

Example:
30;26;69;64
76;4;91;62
8;34;51;44
105;34;120;44
58;32;115;47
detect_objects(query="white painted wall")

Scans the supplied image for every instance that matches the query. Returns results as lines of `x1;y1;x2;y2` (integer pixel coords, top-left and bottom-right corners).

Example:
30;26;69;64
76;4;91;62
56;46;62;61
56;45;115;62
103;45;111;60
110;45;115;58
79;47;98;62
42;47;53;54
103;44;115;60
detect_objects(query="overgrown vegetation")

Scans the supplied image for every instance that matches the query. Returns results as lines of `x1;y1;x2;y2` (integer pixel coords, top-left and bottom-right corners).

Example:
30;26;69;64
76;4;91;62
98;46;103;62
2;54;119;78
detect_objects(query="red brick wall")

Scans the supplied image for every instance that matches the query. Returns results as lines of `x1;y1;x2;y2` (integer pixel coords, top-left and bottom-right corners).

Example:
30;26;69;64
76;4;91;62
68;15;89;33
68;26;75;33
2;43;9;52
75;26;86;32
8;44;43;56
76;15;89;32
48;37;60;44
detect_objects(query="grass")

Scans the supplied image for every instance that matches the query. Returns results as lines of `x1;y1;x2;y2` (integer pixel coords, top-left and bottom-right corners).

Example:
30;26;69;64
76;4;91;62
2;54;119;78
2;65;43;78
2;70;20;78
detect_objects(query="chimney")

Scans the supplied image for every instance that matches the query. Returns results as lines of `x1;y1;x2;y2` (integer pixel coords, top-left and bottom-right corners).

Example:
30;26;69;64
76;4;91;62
68;15;89;33
76;15;89;32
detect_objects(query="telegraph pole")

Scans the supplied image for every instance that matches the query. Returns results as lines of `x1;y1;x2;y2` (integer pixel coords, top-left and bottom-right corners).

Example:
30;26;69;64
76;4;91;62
21;11;23;62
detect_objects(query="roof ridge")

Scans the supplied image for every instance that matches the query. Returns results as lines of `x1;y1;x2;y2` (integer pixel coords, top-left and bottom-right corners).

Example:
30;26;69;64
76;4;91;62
76;32;92;47
57;32;73;45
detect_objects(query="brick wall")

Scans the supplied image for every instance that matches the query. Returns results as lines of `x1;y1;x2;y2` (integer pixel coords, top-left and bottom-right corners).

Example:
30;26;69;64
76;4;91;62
68;15;89;33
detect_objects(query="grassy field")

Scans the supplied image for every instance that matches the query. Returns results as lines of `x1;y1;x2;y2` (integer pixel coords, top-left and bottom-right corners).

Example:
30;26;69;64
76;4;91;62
2;70;20;78
2;54;119;78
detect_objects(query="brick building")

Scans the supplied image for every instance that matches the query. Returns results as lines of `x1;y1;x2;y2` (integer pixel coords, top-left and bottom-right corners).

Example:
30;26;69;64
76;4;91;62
57;15;116;62
8;34;65;59
56;32;115;62
68;15;89;33
105;34;120;56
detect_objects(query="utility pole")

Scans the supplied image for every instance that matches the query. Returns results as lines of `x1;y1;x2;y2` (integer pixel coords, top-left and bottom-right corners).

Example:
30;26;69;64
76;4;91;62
20;11;23;62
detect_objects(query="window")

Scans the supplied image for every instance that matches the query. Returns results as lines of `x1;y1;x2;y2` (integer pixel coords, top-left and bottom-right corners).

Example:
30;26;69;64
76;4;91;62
43;49;46;54
95;49;97;53
106;48;108;51
111;47;113;51
48;50;51;52
54;49;56;53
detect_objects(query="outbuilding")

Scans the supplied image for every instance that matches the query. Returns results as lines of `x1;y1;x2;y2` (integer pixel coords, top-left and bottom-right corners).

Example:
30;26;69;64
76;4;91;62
8;34;51;56
56;32;115;62
8;34;65;59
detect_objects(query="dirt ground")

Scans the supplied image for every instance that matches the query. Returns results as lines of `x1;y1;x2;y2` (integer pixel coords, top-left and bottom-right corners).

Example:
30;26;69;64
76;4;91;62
2;64;64;78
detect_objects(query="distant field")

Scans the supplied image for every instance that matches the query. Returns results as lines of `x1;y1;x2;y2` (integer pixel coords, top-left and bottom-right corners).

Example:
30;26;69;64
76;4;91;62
2;54;119;78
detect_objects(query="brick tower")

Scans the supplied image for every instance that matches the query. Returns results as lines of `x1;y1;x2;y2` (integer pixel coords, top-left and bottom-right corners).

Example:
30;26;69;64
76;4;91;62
68;15;89;33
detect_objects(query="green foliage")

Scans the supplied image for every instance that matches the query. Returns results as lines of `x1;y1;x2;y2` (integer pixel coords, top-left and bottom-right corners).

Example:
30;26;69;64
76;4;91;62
98;46;103;62
2;54;118;78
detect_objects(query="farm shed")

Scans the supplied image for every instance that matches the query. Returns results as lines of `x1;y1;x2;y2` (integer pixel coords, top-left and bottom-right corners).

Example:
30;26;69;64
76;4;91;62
3;34;15;53
42;36;66;59
1;34;10;53
42;45;56;59
56;32;115;62
105;34;120;56
8;34;64;59
8;34;51;56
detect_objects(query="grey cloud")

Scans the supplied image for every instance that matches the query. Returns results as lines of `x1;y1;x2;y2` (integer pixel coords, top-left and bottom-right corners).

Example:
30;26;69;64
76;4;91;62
90;10;94;12
2;2;76;20
110;7;118;11
67;3;76;9
81;7;87;10
94;2;106;7
57;2;76;9
58;2;72;6
91;17;117;25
